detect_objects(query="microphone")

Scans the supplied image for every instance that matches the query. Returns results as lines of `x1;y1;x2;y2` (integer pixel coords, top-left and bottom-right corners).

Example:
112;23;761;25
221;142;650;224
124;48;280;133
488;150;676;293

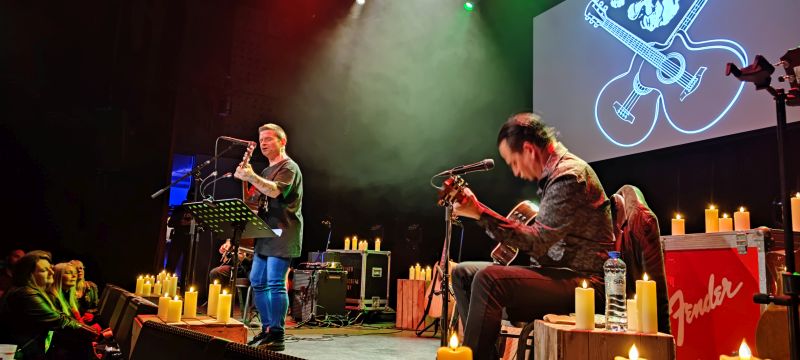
219;136;255;147
436;159;495;177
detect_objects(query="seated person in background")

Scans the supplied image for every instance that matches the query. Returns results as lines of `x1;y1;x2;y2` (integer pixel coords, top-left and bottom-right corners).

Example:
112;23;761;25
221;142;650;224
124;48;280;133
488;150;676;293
68;260;99;315
0;251;97;360
451;113;614;359
209;239;253;288
47;262;99;359
0;249;25;297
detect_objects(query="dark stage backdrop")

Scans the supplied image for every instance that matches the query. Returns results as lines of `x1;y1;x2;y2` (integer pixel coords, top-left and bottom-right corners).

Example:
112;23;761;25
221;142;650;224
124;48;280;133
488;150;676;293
1;0;797;312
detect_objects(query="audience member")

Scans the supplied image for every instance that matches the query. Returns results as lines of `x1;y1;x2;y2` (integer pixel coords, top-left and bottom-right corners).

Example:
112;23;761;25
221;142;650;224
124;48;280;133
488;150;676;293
0;250;97;360
47;262;97;359
68;260;99;314
0;249;25;297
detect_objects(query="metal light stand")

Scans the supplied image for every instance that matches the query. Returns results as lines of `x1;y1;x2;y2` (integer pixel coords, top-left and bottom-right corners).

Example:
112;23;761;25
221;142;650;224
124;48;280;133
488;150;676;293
728;50;800;360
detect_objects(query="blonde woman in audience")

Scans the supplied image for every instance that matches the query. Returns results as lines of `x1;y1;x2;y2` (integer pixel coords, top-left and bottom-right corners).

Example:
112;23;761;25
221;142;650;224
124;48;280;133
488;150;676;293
68;260;99;314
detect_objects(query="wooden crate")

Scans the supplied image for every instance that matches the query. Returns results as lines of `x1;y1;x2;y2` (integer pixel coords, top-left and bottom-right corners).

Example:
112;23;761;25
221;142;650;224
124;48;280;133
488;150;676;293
395;279;433;330
131;314;247;350
534;320;675;360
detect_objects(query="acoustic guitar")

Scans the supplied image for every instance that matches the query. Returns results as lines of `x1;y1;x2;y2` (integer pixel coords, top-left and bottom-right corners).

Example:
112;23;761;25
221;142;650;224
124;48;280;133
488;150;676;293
437;175;539;266
240;142;263;214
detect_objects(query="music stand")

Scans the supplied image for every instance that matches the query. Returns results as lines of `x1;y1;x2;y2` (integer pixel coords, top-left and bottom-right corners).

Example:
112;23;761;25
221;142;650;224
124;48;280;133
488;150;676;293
183;198;278;318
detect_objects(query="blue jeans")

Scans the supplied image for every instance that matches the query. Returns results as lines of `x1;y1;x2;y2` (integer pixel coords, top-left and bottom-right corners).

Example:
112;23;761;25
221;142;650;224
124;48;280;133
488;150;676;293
249;254;291;333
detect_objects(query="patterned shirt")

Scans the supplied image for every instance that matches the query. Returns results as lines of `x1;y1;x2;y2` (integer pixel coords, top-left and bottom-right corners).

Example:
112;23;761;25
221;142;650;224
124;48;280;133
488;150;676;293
477;142;614;275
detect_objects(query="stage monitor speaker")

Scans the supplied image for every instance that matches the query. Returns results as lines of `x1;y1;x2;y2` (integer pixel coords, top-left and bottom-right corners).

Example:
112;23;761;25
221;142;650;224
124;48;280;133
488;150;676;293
222;341;306;360
291;270;347;322
115;294;158;358
129;321;226;360
97;285;127;329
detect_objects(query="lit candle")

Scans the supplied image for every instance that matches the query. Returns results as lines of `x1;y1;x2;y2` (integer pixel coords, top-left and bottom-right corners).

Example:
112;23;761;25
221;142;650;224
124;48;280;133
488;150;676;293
170;275;179;297
574;280;595;330
409;266;415;280
344;236;351;250
142;281;152;297
719;339;760;360
183;287;197;318
361;240;368;251
734;207;751;231
705;205;719;233
414;263;422;281
217;289;232;323
208;279;221;317
153;281;162;296
425;266;432;282
671;214;685;235
157;293;170;321
627;296;639;332
135;275;144;296
719;213;733;232
636;273;657;334
375;237;381;251
792;193;800;232
614;344;647;360
436;333;472;360
167;295;182;323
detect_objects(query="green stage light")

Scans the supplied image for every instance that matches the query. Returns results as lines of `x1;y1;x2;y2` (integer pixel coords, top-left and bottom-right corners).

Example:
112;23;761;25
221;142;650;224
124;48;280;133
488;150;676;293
463;2;474;11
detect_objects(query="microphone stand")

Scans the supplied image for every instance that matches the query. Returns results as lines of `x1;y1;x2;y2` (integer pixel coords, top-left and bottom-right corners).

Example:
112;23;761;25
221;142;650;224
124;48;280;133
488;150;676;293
439;204;455;346
728;51;800;360
151;144;241;286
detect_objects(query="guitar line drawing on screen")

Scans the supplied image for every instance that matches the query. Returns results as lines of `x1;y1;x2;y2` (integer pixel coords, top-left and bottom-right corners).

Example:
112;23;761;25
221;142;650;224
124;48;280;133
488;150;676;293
585;0;747;147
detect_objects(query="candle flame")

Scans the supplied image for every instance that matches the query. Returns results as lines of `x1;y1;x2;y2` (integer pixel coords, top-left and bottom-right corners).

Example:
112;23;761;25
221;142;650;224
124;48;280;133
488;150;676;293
163;293;169;298
739;339;752;358
190;286;195;292
740;206;745;212
449;333;459;349
675;214;681;220
223;289;228;295
174;295;180;301
581;280;588;288
709;205;715;210
145;280;150;284
723;213;729;219
643;273;649;281
213;279;219;285
629;344;639;360
138;275;143;279
795;192;800;198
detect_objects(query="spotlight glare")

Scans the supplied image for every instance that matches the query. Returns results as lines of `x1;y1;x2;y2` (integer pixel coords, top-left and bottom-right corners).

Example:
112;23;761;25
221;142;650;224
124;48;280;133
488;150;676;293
463;2;474;11
356;0;365;4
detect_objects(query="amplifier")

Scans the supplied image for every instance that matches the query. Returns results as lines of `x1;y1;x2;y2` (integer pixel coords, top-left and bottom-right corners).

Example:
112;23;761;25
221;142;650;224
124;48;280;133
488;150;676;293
309;250;390;311
291;270;347;322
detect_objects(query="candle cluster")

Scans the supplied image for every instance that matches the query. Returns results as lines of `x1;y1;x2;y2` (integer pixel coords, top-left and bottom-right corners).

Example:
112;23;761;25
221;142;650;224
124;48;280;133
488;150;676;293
343;236;381;251
206;280;232;322
408;263;432;281
134;271;179;297
573;274;657;333
672;205;752;235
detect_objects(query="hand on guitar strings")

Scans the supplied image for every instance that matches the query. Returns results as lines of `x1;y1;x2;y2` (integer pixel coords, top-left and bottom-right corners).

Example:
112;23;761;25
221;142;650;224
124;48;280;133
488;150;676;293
452;187;484;220
234;162;256;182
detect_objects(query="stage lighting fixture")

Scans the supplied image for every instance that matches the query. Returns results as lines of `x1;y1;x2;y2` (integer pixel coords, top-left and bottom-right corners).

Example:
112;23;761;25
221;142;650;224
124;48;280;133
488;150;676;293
463;1;475;11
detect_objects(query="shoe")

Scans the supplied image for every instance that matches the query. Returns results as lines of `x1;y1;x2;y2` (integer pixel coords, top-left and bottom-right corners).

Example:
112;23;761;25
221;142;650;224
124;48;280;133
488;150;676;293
256;331;285;352
247;330;269;346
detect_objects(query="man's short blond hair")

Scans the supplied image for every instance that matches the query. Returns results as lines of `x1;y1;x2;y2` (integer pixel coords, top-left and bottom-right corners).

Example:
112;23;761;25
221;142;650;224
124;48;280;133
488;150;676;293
258;123;287;141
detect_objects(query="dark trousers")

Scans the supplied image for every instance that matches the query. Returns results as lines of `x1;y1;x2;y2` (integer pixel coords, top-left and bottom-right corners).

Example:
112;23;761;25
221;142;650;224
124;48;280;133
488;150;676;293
452;262;590;360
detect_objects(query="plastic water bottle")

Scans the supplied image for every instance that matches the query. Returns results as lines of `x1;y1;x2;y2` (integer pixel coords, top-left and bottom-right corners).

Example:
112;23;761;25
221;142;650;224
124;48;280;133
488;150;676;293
604;251;627;331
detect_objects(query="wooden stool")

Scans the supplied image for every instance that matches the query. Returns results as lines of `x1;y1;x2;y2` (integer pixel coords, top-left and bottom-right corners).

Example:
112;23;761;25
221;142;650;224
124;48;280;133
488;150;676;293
534;320;675;360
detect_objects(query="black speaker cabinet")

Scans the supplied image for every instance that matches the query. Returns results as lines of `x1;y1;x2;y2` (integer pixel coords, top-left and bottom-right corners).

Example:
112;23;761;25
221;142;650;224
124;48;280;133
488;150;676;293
291;270;347;322
309;250;390;311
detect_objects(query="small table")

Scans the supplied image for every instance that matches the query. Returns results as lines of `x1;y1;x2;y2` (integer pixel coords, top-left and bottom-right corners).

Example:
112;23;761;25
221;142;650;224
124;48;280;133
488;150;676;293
131;314;247;351
534;320;675;360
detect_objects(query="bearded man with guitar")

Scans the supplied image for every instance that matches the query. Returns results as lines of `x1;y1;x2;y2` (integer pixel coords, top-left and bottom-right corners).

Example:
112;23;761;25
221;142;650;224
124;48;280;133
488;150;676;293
449;113;614;359
233;123;303;351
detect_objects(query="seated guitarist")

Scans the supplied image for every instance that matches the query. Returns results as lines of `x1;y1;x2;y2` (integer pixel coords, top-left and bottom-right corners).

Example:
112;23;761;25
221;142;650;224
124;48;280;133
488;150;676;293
451;113;614;359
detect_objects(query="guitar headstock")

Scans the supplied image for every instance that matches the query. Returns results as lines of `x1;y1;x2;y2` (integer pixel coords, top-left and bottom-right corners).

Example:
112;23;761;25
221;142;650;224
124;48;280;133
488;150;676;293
584;0;608;28
242;141;256;164
437;175;468;207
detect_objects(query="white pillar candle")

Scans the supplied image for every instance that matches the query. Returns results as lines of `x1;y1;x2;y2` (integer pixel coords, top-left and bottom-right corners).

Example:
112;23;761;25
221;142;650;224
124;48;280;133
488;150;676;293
375;237;381;251
169;275;179;298
734;207;751;231
344;237;350;250
142;281;152;297
718;213;733;232
574;280;595;330
414;263;422;281
183;287;197;318
157;294;170;321
208;280;221;317
153;281;162;297
671;214;685;235
135;276;144;296
408;266;415;280
637;273;658;334
425;266;432;282
217;289;232;323
627;296;639;332
167;295;182;323
705;205;719;233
